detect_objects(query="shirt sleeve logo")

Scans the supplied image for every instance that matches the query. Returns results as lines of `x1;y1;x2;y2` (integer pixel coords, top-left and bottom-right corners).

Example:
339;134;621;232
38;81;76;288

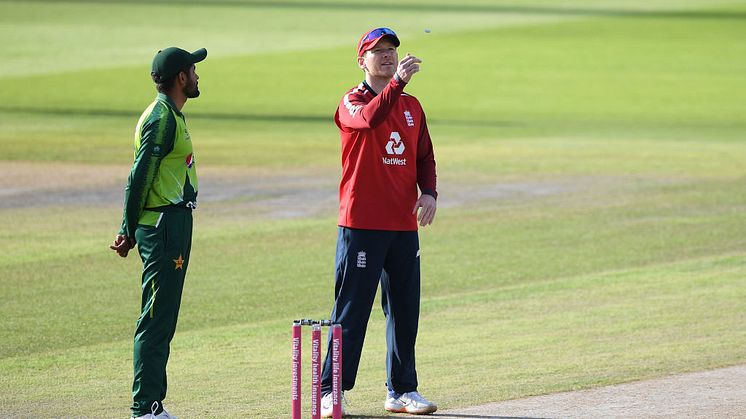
185;153;195;168
404;110;415;127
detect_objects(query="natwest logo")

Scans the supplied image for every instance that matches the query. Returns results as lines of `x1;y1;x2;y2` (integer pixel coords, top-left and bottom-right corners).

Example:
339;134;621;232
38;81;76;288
385;131;405;155
382;156;407;166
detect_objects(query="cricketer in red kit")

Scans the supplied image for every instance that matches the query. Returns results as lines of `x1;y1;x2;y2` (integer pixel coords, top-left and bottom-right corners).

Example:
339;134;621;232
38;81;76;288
319;27;439;416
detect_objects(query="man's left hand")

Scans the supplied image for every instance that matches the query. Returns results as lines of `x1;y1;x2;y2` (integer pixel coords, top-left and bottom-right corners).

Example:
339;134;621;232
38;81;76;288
412;194;437;226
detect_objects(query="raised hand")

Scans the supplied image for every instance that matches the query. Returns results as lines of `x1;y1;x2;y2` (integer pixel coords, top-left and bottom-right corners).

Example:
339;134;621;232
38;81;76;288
396;53;422;83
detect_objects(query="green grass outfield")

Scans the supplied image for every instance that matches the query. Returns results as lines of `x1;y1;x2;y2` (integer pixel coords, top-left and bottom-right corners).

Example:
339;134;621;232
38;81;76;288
1;0;745;417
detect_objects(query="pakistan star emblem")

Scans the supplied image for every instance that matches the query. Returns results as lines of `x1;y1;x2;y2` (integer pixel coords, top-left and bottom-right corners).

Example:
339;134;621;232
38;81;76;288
173;255;185;270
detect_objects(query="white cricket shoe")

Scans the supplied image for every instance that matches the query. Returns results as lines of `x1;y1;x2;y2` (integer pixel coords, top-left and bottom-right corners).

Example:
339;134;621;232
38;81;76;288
385;391;437;414
157;408;177;419
132;406;177;419
320;391;346;418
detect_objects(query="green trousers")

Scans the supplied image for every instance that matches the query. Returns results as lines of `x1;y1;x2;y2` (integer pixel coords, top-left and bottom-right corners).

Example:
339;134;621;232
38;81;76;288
131;208;193;417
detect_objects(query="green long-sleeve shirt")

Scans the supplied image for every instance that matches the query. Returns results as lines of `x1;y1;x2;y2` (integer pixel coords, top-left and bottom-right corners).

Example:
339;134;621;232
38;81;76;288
119;93;198;238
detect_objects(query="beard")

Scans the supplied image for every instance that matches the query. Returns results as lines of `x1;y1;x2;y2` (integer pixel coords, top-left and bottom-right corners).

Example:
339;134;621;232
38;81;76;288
184;81;200;98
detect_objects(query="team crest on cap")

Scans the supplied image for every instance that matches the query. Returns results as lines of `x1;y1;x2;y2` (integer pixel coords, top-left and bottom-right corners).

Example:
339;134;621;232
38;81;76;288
185;153;194;168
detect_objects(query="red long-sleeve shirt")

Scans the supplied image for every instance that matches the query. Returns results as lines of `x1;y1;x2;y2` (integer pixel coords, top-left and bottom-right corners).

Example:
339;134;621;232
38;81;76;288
335;77;437;231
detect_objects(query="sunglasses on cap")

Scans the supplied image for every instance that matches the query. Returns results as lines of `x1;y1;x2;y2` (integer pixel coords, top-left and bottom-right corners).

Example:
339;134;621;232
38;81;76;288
363;27;397;42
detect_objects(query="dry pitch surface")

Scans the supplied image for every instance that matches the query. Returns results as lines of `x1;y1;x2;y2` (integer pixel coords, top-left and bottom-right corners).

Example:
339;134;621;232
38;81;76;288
437;364;746;418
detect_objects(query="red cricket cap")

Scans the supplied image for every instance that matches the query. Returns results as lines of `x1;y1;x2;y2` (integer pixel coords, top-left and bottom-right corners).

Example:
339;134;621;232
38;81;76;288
357;27;400;57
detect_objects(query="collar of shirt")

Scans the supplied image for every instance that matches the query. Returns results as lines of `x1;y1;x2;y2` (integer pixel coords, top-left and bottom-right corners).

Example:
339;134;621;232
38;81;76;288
362;80;378;97
156;92;184;118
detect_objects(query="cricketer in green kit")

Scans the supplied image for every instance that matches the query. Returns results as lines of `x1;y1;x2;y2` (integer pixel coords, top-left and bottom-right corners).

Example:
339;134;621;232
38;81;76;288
110;46;206;419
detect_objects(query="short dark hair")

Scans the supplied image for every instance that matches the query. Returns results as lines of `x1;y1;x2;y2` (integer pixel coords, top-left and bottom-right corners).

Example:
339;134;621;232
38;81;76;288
152;72;176;92
151;66;189;93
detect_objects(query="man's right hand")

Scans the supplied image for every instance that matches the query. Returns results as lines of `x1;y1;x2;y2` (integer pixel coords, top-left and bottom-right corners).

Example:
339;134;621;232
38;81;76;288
110;234;135;258
396;53;422;83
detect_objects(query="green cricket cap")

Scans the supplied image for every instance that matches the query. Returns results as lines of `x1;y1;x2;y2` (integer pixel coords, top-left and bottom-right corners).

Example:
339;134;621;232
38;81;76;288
151;47;207;81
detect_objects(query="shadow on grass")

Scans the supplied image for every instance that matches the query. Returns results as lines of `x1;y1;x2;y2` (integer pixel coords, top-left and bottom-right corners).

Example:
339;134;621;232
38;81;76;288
4;0;745;21
434;416;550;419
0;106;517;128
0;105;329;124
345;415;548;419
